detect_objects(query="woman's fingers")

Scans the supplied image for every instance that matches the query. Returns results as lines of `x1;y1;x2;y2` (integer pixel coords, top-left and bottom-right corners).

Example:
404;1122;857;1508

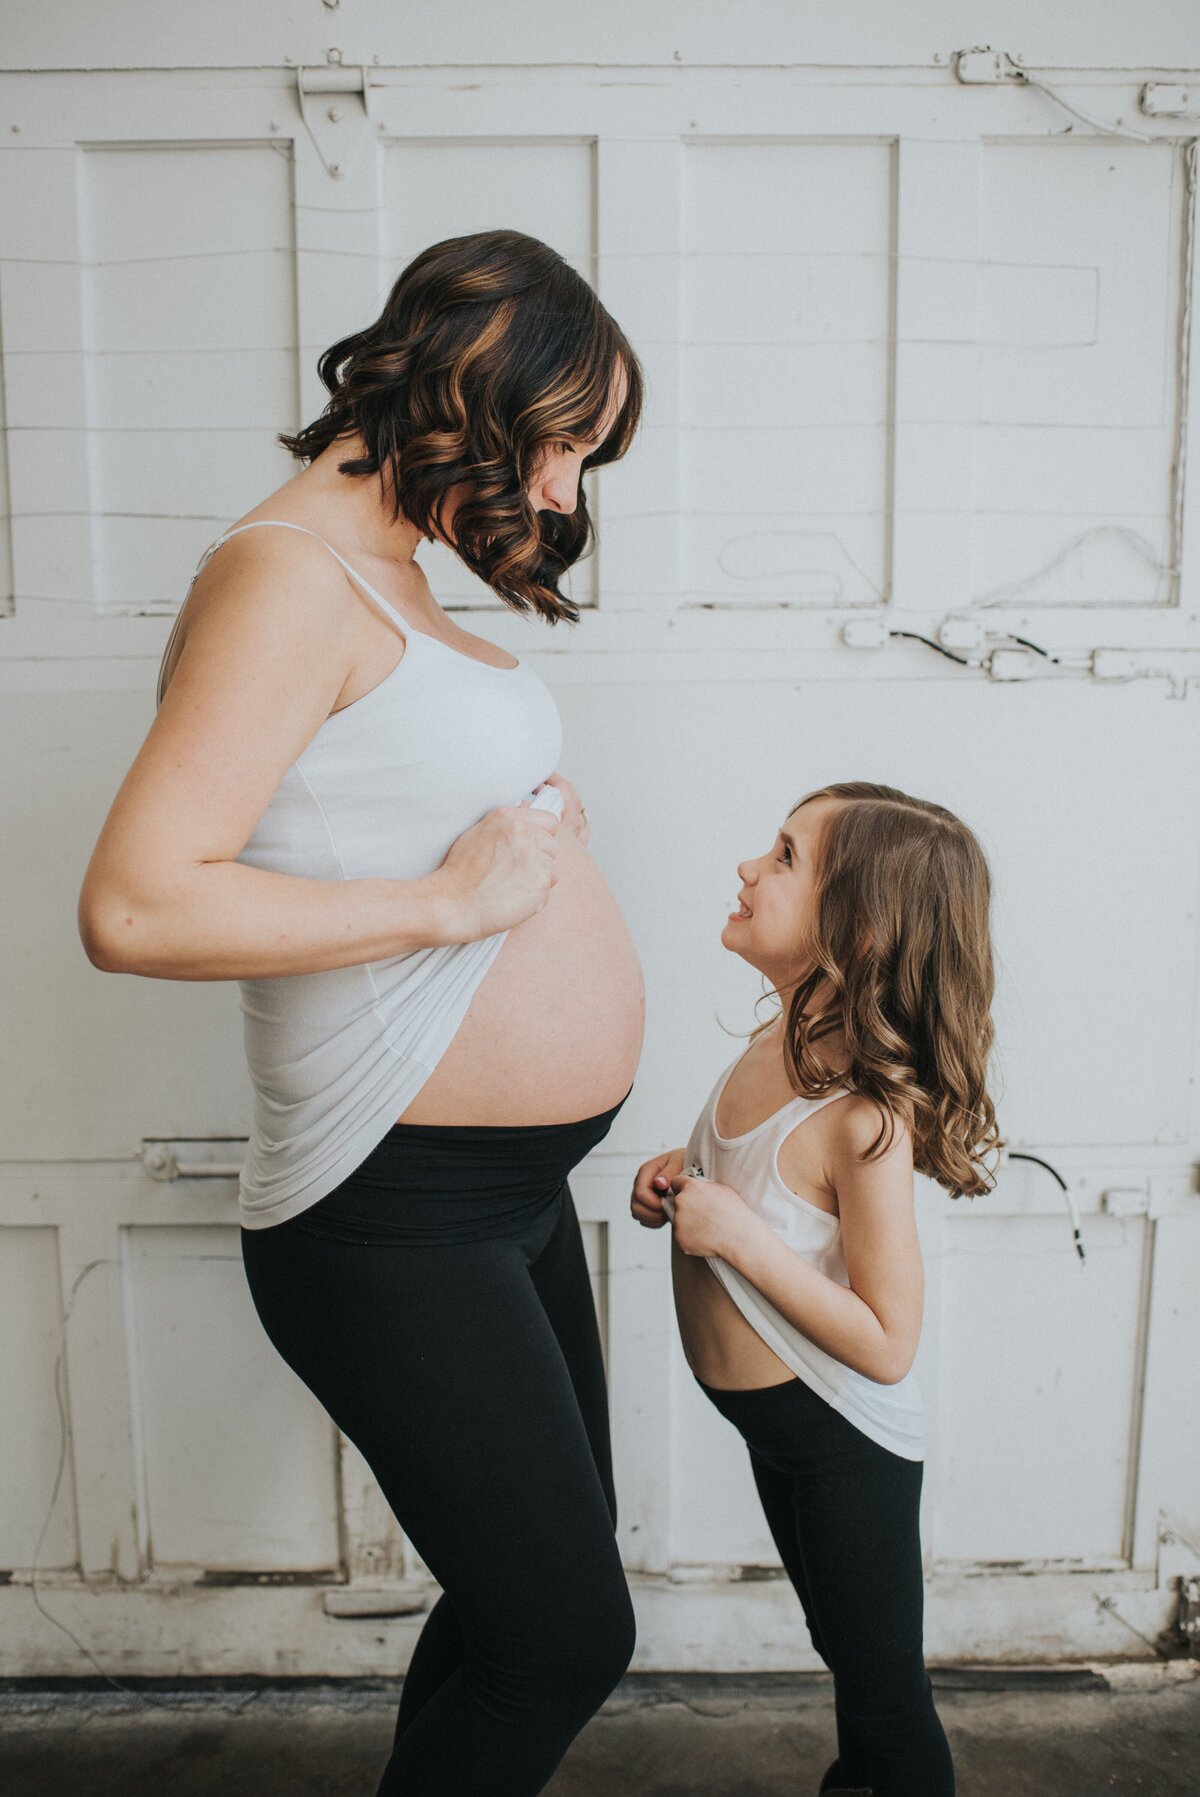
539;772;588;842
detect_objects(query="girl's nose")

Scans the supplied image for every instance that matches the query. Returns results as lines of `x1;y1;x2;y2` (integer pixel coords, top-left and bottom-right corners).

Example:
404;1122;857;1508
738;860;756;884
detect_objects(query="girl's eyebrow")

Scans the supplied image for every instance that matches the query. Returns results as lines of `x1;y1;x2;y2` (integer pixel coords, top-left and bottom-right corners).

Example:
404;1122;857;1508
779;829;799;858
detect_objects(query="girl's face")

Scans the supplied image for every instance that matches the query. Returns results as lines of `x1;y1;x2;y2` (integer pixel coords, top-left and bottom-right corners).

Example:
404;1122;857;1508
721;797;839;987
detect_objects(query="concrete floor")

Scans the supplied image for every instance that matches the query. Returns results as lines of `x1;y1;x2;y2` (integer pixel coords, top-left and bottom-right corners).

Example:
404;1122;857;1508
0;1667;1198;1796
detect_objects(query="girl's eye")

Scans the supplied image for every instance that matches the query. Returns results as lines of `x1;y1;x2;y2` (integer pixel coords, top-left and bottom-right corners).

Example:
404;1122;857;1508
776;845;791;866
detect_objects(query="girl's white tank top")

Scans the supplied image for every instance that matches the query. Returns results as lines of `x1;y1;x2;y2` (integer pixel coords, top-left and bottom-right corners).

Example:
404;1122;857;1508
683;1054;925;1460
157;521;564;1230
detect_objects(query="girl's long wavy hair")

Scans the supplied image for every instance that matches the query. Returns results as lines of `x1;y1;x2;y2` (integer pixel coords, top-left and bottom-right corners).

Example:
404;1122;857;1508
280;229;642;622
762;782;1000;1198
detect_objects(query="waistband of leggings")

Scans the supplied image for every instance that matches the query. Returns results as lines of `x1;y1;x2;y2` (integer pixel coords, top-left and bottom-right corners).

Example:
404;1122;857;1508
378;1084;632;1147
283;1085;632;1243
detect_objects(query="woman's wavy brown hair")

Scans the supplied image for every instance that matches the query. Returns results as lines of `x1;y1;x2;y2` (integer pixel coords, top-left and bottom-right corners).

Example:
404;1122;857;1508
280;229;642;622
763;782;1000;1198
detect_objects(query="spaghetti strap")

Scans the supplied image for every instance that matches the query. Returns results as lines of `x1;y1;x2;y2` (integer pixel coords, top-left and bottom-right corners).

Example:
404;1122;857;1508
198;520;411;637
157;519;413;710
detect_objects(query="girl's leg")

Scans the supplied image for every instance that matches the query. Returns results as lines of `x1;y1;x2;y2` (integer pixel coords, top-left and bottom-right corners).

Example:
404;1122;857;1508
241;1192;635;1797
392;1183;617;1740
710;1380;953;1797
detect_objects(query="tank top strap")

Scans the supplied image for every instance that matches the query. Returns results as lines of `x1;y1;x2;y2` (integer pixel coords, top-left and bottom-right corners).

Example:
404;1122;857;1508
763;1086;852;1155
195;520;412;638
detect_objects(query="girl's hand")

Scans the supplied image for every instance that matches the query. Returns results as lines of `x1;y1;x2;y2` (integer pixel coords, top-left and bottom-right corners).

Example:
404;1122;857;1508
667;1175;752;1260
433;804;560;939
631;1147;685;1228
538;772;589;846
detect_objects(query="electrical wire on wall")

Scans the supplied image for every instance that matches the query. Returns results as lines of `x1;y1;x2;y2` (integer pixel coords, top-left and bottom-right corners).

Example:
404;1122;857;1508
1006;1151;1086;1262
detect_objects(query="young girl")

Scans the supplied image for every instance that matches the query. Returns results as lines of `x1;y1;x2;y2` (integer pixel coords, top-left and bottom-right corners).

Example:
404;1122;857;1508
632;781;999;1797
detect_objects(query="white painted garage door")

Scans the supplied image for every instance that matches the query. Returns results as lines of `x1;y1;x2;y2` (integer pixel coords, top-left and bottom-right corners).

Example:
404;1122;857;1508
1;4;1198;1674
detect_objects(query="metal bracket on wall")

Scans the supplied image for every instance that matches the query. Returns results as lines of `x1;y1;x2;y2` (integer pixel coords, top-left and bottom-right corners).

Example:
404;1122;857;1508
141;1138;247;1181
297;60;373;178
1140;84;1200;120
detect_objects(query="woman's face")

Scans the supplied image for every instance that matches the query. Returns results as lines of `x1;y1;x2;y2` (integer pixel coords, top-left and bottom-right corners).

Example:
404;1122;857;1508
721;798;839;986
433;362;629;546
523;361;630;515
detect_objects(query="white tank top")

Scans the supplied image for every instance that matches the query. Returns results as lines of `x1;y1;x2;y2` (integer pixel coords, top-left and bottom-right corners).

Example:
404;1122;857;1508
157;521;564;1229
682;1053;925;1460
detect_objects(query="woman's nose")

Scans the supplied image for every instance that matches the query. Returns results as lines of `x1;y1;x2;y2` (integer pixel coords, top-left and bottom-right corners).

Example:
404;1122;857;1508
537;465;581;515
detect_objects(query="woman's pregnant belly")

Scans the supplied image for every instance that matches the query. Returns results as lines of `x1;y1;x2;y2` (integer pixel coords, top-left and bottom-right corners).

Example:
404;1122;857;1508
397;829;645;1125
672;1236;797;1391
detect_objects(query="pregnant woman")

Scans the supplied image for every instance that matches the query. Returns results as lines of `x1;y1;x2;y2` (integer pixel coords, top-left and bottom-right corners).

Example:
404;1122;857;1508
78;230;646;1795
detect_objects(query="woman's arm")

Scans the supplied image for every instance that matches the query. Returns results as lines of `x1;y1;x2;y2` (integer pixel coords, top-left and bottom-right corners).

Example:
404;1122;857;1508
78;534;559;981
667;1099;924;1384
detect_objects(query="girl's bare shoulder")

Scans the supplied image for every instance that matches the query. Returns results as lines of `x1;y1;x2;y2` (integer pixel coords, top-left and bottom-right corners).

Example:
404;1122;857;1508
823;1093;915;1186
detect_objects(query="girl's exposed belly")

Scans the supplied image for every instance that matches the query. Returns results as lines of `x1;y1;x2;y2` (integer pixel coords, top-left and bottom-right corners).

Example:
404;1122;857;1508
672;1236;797;1391
397;829;645;1125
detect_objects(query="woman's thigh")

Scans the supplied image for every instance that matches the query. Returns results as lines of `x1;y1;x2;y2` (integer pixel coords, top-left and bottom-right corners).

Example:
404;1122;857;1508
240;1200;629;1646
526;1181;616;1522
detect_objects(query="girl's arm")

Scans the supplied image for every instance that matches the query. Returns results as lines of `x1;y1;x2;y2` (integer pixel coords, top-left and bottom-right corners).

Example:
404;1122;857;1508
667;1098;924;1385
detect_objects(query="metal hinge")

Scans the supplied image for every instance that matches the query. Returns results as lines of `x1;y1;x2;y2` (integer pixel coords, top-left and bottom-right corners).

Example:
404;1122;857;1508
323;1586;430;1619
297;57;374;178
141;1138;247;1182
1178;1575;1200;1657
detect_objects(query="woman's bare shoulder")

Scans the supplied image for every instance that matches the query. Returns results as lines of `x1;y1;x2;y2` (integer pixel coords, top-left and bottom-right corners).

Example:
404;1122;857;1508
162;522;360;695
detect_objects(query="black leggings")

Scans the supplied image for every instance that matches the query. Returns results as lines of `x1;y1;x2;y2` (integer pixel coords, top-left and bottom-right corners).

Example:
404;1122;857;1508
241;1102;634;1796
699;1376;954;1797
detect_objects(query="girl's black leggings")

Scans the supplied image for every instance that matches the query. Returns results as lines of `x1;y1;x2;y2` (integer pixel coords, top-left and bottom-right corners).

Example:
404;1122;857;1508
699;1376;955;1797
240;1100;634;1797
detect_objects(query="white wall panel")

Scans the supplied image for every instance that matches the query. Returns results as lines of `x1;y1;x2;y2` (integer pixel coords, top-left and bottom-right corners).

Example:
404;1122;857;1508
0;276;12;617
125;1226;340;1571
973;140;1186;609
0;688;250;1161
1133;1214;1200;1567
933;1214;1148;1564
0;1228;77;1570
681;140;893;606
80;143;298;611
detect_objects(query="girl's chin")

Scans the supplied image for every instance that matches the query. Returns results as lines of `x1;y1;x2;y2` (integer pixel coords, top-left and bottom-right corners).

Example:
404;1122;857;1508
719;919;756;961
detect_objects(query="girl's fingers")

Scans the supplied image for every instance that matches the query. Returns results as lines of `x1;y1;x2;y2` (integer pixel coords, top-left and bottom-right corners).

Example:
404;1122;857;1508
632;1204;668;1230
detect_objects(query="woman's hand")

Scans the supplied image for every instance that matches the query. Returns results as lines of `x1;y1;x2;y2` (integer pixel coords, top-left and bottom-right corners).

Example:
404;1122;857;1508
630;1148;685;1228
666;1175;753;1261
433;804;560;940
538;772;589;846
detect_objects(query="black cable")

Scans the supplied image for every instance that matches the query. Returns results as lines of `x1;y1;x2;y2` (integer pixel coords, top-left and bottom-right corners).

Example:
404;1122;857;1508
1008;1151;1067;1191
1009;1151;1085;1262
887;630;975;667
1008;634;1061;665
